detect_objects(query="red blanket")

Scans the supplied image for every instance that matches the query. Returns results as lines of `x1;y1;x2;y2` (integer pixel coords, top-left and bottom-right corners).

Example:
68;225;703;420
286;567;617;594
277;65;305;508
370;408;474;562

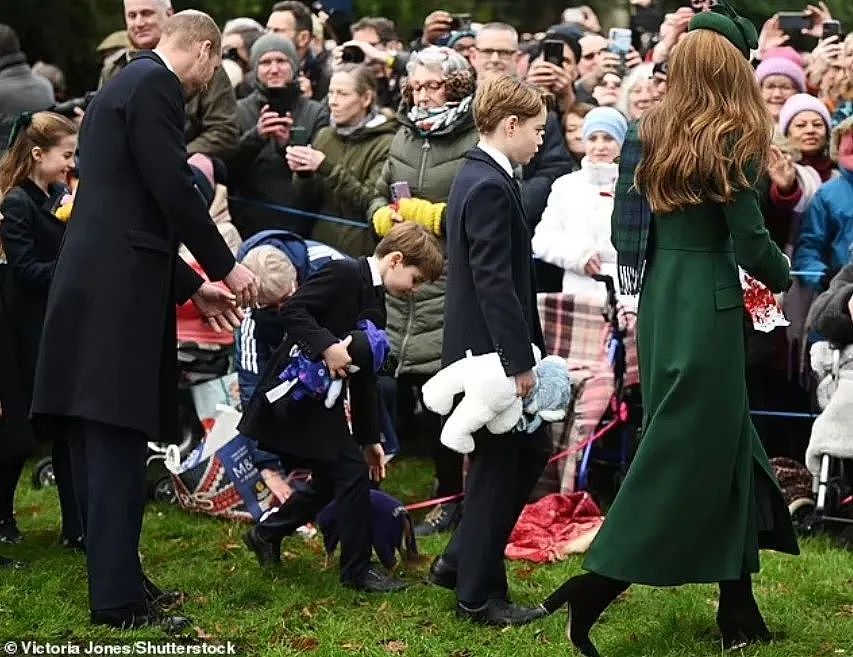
505;492;604;563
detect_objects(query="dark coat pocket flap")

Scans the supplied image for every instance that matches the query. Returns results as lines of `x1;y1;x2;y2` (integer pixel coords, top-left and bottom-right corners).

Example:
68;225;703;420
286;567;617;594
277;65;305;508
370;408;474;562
715;285;744;310
129;229;172;255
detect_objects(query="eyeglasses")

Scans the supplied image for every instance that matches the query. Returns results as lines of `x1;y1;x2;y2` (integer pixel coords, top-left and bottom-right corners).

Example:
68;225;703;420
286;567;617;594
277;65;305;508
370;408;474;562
690;0;719;8
476;47;517;60
409;80;446;92
762;83;797;93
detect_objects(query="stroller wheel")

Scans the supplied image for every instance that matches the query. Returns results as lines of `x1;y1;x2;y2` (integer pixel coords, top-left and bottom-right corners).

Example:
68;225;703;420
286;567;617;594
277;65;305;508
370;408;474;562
151;476;177;505
31;457;56;489
789;497;816;535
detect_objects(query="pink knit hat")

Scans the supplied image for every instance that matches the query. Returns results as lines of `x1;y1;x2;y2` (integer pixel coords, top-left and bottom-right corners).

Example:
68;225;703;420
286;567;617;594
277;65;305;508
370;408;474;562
778;93;832;136
762;46;805;68
755;57;806;93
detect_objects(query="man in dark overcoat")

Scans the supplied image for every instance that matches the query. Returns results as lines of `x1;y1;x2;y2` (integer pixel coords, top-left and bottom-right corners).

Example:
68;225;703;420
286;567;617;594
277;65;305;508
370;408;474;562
31;11;258;632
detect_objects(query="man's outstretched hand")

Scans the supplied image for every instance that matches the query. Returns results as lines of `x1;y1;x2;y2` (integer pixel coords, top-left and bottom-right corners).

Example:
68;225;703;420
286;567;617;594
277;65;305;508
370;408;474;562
191;282;243;332
224;262;259;308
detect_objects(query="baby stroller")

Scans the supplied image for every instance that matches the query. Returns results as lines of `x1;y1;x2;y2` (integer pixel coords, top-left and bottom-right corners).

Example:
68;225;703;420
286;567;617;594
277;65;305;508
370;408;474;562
792;342;853;540
32;277;234;502
575;275;642;505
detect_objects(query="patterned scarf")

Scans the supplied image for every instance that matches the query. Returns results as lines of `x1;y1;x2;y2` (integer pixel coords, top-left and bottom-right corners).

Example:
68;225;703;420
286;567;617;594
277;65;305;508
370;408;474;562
611;120;652;295
406;95;473;137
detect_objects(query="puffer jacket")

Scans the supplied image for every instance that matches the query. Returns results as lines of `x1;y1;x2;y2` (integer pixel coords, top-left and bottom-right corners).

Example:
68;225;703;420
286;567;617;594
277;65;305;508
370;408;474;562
368;106;478;376
793;167;853;290
295;113;398;257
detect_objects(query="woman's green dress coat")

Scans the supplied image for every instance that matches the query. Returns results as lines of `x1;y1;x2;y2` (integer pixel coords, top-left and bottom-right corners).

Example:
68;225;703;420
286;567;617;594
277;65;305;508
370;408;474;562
584;178;800;586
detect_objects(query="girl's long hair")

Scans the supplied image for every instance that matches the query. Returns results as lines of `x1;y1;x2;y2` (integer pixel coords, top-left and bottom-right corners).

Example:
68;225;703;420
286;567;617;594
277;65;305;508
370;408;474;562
635;29;772;214
0;111;77;199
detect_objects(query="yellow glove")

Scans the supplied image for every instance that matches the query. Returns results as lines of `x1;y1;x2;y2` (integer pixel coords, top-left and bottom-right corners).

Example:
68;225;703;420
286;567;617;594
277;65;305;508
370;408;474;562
398;198;446;236
55;203;73;223
372;205;395;237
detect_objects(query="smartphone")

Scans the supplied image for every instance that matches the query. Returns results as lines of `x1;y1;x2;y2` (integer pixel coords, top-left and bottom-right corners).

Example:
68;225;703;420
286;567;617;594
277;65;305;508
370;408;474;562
822;20;841;40
289;125;310;147
777;11;810;33
341;44;366;63
608;27;633;54
450;13;472;30
542;40;565;67
390;181;411;204
266;87;292;116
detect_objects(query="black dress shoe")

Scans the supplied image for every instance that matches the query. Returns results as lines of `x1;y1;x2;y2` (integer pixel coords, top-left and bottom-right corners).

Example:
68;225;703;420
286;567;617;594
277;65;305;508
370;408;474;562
344;566;408;593
0;555;25;569
242;526;281;567
455;599;547;627
91;603;192;635
0;518;23;544
427;556;457;590
143;574;186;611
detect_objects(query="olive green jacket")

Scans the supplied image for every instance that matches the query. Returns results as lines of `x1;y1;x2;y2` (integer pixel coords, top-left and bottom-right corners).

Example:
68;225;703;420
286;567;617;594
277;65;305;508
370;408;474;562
294;114;398;257
100;52;238;159
368;108;478;376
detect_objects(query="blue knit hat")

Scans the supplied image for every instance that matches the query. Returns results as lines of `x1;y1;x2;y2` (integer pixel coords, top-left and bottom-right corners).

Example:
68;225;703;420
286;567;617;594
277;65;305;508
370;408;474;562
582;107;628;146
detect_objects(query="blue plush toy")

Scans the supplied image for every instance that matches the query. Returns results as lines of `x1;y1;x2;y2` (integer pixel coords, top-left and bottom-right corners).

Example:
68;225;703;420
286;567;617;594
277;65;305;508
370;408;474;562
519;356;573;433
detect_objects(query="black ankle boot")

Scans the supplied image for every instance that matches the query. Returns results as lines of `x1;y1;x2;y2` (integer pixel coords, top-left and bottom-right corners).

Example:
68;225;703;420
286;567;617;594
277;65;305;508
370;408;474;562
717;575;772;649
542;573;630;657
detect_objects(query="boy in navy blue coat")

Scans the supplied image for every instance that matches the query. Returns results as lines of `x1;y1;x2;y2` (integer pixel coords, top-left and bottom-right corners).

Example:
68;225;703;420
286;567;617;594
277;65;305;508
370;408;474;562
239;223;442;592
429;75;551;626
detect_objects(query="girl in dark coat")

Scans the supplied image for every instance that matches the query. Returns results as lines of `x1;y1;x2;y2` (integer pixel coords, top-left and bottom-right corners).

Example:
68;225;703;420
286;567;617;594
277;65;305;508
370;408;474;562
541;7;798;657
0;111;81;550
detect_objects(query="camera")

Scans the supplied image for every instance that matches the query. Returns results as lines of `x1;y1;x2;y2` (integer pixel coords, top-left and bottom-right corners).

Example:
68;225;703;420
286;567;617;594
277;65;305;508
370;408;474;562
222;47;242;63
449;13;472;31
822;20;842;40
341;44;366;64
51;91;97;119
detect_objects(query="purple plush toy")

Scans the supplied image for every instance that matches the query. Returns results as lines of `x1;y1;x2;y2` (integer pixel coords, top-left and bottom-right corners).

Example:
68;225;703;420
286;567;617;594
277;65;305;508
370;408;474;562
266;319;390;409
316;490;418;571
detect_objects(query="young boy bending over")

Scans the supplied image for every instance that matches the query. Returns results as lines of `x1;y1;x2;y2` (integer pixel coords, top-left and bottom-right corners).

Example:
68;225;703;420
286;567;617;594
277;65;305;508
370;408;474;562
239;222;442;592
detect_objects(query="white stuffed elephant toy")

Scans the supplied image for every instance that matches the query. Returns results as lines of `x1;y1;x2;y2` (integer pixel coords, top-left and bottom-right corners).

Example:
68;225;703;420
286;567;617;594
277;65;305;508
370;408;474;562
422;347;542;454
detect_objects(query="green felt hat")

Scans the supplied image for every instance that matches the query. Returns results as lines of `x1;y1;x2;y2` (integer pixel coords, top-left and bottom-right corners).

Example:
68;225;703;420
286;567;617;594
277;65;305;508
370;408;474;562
688;3;758;59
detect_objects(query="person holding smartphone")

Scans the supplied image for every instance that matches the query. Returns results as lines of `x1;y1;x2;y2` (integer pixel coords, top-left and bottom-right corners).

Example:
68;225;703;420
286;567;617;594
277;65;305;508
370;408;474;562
286;64;398;257
227;34;328;238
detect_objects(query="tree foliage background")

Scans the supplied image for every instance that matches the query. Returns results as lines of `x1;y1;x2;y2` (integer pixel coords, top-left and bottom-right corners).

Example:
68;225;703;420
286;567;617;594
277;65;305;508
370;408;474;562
1;0;851;95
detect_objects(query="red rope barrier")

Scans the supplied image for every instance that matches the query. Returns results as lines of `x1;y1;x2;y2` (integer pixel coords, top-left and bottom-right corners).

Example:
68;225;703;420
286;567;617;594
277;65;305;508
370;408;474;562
402;417;624;512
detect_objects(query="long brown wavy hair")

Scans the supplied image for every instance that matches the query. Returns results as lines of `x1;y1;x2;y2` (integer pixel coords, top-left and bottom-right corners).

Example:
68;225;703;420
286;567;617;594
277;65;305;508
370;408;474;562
635;29;772;214
0;111;77;199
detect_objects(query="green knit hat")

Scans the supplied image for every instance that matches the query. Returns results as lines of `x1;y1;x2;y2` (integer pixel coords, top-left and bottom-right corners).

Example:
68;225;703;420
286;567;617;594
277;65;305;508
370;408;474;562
687;3;758;59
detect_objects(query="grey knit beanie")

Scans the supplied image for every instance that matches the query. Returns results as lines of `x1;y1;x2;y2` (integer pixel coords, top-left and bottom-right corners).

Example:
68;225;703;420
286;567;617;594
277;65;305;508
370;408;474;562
249;33;299;76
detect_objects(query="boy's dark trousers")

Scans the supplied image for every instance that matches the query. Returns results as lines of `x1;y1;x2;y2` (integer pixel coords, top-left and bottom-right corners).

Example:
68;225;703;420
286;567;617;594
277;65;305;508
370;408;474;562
439;425;551;605
255;366;379;584
256;440;372;583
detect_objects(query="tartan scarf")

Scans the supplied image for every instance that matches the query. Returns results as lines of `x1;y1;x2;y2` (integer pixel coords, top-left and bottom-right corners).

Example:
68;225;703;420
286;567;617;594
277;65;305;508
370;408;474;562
612;120;652;296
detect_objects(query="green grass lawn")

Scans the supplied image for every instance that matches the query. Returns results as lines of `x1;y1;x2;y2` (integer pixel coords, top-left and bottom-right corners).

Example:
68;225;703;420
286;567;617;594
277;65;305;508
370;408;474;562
1;457;851;657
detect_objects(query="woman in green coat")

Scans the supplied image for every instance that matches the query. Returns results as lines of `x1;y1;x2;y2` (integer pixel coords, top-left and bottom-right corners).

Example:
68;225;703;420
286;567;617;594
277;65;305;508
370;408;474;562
541;9;799;657
286;64;397;256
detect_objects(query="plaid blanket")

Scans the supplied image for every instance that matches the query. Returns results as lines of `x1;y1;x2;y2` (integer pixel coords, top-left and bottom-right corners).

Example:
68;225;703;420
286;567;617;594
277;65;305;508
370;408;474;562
533;293;640;496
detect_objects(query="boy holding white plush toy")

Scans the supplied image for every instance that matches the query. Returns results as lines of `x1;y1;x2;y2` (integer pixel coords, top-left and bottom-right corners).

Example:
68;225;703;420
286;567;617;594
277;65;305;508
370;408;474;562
424;75;561;627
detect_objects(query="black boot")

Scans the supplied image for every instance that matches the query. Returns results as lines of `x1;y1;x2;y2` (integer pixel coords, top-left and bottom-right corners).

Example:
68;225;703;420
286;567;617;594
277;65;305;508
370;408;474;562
717;575;772;649
542;573;630;657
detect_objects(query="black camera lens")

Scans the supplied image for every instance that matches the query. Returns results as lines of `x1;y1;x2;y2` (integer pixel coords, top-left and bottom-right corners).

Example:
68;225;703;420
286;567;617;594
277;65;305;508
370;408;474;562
223;47;242;62
341;45;366;63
